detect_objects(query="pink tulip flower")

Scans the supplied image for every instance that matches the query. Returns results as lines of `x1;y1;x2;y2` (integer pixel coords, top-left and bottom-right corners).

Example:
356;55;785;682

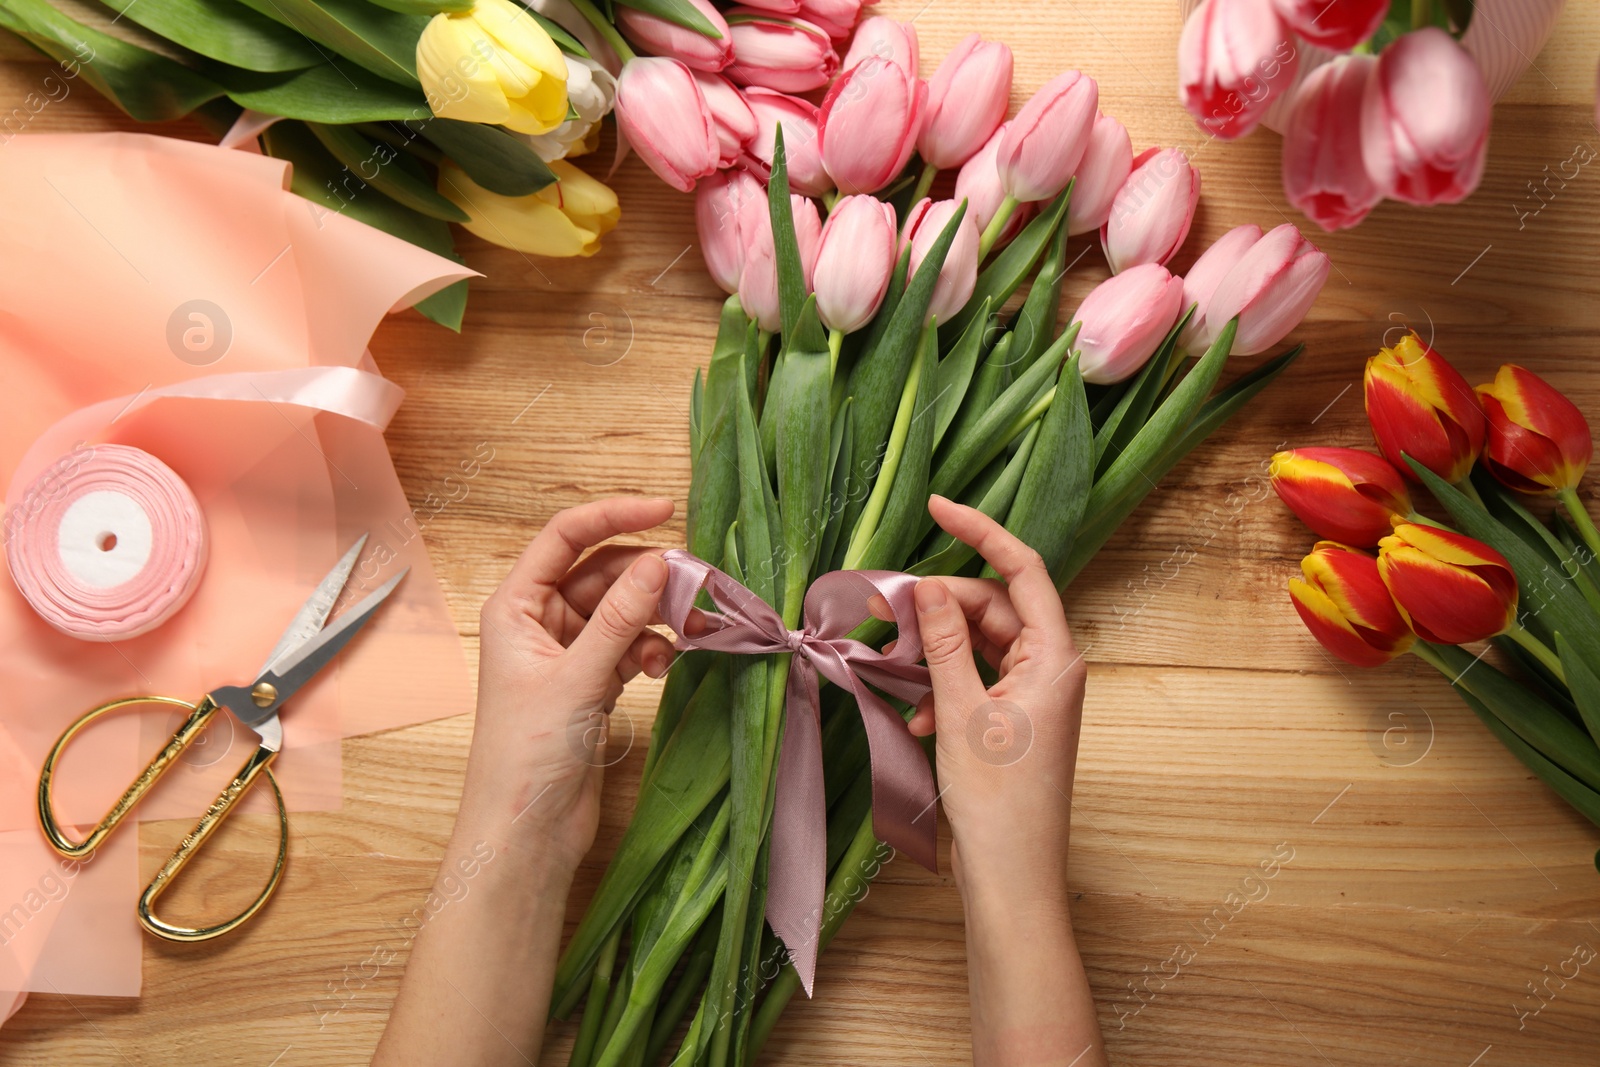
796;0;862;39
1102;147;1200;273
954;122;1038;248
741;88;830;197
616;0;731;72
997;70;1099;203
1360;27;1490;206
1199;223;1330;355
697;169;768;294
918;34;1012;170
692;72;758;169
1067;112;1132;236
813;195;897;332
726;11;840;93
1073;263;1186;384
817;55;925;195
1271;0;1388;51
733;0;799;11
614;58;720;192
1178;223;1262;349
903;198;980;325
1282;54;1381;232
1178;0;1300;140
739;193;822;331
841;15;918;75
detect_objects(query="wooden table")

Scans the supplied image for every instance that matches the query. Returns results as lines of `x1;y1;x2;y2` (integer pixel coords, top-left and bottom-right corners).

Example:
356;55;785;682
4;2;1600;1063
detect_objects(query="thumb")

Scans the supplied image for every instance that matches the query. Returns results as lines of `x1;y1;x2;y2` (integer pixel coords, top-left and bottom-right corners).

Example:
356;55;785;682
914;578;987;715
567;553;668;680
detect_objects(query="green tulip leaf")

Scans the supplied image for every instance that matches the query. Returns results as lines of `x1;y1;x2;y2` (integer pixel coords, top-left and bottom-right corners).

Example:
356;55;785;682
230;0;427;86
420;117;556;196
525;8;590;55
1556;632;1600;752
0;0;223;121
931;298;992;452
90;0;324;71
912;422;1040;577
612;0;720;37
368;0;473;13
1010;200;1070;373
1093;306;1195;476
307;121;468;221
767;125;807;346
1004;354;1093;584
939;181;1071;347
214;62;430;122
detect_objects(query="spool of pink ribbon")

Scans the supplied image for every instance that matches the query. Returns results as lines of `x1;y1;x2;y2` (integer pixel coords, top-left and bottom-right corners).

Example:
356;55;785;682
5;444;208;640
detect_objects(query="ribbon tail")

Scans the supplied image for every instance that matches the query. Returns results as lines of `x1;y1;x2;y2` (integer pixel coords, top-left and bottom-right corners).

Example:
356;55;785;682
855;686;938;873
765;657;827;998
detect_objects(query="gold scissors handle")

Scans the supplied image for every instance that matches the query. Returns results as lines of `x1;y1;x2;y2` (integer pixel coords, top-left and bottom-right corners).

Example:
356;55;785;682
37;695;289;942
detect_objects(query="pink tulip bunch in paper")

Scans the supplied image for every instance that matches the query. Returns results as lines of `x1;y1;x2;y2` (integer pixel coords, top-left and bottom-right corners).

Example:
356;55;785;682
551;15;1337;1065
1178;0;1499;230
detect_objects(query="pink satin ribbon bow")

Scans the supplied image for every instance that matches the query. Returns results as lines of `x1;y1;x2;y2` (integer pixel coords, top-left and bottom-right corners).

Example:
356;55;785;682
657;549;938;996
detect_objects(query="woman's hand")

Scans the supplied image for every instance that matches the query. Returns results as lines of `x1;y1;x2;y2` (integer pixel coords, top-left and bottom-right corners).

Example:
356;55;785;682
460;496;677;872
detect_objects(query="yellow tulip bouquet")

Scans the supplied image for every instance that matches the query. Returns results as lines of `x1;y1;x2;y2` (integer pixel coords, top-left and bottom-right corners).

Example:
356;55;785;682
0;0;650;326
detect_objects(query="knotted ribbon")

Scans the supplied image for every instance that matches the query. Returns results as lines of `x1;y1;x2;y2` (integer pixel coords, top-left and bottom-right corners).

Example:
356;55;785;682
658;549;937;996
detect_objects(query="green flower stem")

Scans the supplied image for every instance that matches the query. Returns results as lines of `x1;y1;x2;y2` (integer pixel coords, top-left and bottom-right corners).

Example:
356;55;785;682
1505;623;1567;685
567;0;637;63
822;188;840;212
568;929;622;1067
842;333;926;568
909;159;937;206
1559;486;1600;564
1412;0;1434;29
977;194;1018;260
827;327;844;378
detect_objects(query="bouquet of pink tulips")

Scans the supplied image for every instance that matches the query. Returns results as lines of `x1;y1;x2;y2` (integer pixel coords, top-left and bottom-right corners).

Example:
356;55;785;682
1177;0;1552;230
549;17;1335;1065
1274;333;1600;855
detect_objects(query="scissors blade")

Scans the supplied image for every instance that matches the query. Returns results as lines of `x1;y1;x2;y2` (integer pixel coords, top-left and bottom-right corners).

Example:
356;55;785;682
257;568;408;711
258;534;368;678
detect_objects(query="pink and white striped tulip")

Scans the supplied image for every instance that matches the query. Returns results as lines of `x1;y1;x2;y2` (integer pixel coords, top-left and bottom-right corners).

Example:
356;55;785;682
741;88;831;197
795;0;862;39
1178;223;1262;349
918;34;1012;170
1282;54;1381;232
997;70;1099;202
903;198;980;325
1102;147;1200;273
726;11;839;93
1073;263;1186;384
813;195;897;332
616;0;731;72
693;72;757;169
1066;112;1132;236
1178;0;1300;140
1196;223;1330;355
954;122;1037;247
841;15;917;75
697;168;768;294
614;58;720;192
1360;27;1490;206
1271;0;1388;51
818;55;925;195
738;194;822;331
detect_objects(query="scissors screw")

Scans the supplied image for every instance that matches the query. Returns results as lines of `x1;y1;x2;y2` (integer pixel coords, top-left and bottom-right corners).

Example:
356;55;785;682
250;682;278;708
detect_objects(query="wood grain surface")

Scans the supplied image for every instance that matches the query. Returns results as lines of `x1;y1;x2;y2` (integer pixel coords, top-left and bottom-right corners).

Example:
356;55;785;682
3;2;1600;1063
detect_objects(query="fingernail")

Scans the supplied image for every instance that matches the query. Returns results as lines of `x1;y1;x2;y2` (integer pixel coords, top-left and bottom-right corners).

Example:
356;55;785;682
916;579;947;614
632;554;667;593
646;652;673;678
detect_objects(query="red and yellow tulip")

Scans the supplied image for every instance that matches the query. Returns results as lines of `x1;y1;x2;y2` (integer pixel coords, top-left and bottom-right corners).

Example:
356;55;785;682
1364;333;1486;483
1289;541;1414;666
1376;523;1518;645
1476;364;1592;495
1270;447;1412;547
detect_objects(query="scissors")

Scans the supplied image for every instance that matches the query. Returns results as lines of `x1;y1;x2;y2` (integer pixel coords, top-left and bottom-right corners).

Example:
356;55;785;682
36;536;405;943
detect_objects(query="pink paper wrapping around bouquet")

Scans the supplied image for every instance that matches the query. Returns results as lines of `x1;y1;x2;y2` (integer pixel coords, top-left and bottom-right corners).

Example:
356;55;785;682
0;131;479;1005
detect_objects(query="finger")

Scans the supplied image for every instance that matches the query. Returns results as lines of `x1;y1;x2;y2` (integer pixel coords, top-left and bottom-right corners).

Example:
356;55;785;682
927;495;1070;644
506;498;675;597
568;553;670;678
616;630;677;682
934;577;1023;655
907;693;936;737
914;578;988;713
560;544;664;617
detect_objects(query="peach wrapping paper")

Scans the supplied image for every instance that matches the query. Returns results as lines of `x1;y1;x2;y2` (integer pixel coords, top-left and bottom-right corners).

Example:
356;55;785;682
0;131;479;1005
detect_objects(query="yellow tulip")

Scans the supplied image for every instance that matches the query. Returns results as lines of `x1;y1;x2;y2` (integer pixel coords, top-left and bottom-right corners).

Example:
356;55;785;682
417;0;567;136
439;159;620;257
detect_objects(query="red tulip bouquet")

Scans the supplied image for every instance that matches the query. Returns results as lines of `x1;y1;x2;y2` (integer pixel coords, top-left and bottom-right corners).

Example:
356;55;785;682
1178;0;1563;231
549;17;1336;1066
1274;333;1600;847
